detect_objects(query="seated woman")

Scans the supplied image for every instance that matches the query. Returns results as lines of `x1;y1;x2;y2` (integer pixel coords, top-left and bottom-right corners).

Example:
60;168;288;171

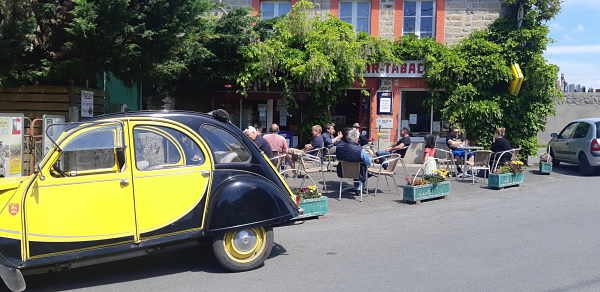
491;127;513;167
423;134;437;174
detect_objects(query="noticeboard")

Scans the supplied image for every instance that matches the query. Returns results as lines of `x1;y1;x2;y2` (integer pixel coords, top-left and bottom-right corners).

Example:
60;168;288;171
0;113;24;177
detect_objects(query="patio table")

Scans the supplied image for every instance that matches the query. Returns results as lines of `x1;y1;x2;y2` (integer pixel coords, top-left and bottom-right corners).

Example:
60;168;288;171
457;145;484;179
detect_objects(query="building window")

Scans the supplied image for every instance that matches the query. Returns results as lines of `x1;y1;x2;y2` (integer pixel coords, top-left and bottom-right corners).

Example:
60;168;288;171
261;1;292;20
403;0;435;38
340;0;371;33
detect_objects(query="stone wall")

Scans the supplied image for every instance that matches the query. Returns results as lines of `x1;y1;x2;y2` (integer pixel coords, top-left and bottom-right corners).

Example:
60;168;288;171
538;93;600;144
379;0;395;40
445;0;503;45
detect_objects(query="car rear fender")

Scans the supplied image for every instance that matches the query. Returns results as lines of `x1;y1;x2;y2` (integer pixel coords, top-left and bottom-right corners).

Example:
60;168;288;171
205;170;298;233
0;260;25;292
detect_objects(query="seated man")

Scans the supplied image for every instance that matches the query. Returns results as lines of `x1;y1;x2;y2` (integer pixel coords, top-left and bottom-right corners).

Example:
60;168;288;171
491;127;513;166
376;128;411;158
244;126;273;158
322;123;342;154
263;123;289;155
336;128;372;192
353;123;370;146
304;125;324;155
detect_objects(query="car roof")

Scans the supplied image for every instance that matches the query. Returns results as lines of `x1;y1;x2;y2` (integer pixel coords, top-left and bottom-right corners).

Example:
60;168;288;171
85;110;234;129
572;118;600;123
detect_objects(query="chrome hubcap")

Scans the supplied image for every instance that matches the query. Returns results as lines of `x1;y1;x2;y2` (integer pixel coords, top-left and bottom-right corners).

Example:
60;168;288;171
233;229;257;253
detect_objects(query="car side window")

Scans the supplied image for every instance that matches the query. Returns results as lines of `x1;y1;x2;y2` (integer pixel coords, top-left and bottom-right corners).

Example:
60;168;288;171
53;125;125;177
134;126;183;170
573;123;590;139
133;125;205;170
197;125;251;164
559;123;578;139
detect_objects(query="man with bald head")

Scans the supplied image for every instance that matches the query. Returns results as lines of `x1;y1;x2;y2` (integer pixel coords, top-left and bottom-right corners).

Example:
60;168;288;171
263;123;288;154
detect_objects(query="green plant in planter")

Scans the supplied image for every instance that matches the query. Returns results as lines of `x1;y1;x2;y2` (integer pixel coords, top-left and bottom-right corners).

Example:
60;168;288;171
295;185;322;200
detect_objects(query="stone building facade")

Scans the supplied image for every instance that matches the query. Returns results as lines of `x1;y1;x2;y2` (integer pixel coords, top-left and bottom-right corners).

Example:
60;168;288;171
539;93;600;145
214;0;506;158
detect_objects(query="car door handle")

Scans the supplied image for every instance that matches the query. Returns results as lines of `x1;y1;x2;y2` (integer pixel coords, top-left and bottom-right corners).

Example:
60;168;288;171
200;171;210;178
120;178;130;186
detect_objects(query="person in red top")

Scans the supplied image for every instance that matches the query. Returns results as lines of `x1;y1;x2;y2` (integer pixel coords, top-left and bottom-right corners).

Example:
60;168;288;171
263;123;289;154
423;134;437;159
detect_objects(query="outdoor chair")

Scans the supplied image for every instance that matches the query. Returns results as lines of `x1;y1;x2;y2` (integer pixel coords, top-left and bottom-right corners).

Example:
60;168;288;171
324;154;338;172
435;148;459;178
270;152;288;172
465;150;493;184
337;161;368;202
368;153;403;193
491;148;521;173
299;152;327;192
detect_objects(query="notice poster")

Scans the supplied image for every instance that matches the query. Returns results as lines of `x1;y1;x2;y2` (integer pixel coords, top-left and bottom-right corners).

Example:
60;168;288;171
409;114;418;125
81;90;94;118
0;114;24;177
377;91;393;114
42;115;66;156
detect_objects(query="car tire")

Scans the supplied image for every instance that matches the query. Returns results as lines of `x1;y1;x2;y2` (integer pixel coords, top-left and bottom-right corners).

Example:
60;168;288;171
578;153;595;176
550;148;560;167
212;226;274;272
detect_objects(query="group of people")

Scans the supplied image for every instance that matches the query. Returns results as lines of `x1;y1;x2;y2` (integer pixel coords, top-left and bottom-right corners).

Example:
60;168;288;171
244;121;515;193
243;122;370;159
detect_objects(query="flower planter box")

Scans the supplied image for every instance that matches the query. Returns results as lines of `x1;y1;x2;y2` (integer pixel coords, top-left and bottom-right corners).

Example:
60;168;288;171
403;182;451;204
296;196;329;218
488;172;525;189
538;162;552;174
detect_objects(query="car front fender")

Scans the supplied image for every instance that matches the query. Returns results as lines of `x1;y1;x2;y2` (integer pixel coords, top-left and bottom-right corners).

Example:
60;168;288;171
206;170;298;233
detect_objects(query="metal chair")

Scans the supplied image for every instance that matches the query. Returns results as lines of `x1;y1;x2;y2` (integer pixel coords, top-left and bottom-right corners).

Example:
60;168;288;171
270;152;288;172
435;148;459;178
299;152;327;192
466;150;493;184
368;153;403;193
337;161;368;202
491;148;521;173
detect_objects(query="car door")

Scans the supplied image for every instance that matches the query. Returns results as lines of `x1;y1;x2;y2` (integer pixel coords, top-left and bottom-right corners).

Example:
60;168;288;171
570;122;591;161
128;121;212;239
24;122;136;258
553;122;578;162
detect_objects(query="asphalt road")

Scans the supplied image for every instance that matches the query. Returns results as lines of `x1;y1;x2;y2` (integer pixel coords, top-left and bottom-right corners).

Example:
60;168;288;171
19;165;600;292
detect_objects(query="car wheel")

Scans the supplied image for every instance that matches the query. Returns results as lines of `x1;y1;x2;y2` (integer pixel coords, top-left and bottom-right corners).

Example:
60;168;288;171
578;153;594;176
212;226;274;272
550;148;560;167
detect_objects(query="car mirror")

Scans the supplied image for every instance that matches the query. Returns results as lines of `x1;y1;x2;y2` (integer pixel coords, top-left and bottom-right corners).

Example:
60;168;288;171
550;133;558;138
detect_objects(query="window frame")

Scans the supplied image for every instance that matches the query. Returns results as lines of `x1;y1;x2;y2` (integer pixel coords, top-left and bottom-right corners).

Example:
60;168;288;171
133;125;187;171
198;124;253;165
51;123;126;178
559;122;579;139
403;0;436;39
339;0;371;33
573;122;591;139
260;0;292;20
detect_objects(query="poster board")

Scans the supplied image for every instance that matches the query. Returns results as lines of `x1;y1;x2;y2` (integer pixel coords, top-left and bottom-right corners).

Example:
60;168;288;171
42;115;66;156
81;90;94;118
377;91;393;114
0;114;24;177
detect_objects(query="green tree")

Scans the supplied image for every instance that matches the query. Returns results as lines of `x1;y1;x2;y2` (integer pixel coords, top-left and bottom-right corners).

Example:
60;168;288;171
238;0;397;132
394;0;562;157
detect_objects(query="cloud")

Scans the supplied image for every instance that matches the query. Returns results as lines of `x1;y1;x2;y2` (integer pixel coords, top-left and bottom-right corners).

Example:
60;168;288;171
546;45;600;54
575;24;584;32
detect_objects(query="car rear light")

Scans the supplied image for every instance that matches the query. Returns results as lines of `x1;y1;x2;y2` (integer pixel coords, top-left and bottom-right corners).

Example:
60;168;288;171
592;139;600;152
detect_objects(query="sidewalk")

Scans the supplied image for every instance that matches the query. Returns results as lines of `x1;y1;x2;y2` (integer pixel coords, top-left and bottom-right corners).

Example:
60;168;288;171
286;164;580;217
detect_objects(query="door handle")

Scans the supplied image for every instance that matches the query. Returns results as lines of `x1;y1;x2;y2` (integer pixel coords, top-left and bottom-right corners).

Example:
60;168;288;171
200;171;210;178
120;178;130;186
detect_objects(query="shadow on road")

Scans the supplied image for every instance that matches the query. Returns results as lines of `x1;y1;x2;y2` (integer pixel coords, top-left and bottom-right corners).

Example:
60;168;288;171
24;241;289;291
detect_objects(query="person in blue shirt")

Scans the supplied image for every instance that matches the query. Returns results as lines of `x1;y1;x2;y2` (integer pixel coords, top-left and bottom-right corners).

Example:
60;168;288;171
322;123;343;154
336;128;372;193
304;125;324;155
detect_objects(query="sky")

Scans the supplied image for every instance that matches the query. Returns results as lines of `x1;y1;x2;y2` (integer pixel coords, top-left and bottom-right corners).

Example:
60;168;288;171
544;0;600;90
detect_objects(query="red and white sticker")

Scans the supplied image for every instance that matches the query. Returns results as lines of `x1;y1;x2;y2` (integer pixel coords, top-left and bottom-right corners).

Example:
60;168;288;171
8;203;19;216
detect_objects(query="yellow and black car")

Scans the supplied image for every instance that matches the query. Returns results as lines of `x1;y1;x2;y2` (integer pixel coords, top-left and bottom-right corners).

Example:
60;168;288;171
0;110;299;291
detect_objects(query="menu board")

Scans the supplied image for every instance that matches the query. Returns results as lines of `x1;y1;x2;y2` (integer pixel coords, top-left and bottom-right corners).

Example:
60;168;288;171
0;114;24;177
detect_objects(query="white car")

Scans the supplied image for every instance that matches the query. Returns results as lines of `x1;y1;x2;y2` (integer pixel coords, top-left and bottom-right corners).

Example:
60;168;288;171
549;118;600;175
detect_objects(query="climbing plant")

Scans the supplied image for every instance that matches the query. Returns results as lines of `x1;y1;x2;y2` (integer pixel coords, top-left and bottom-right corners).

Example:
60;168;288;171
394;0;562;157
238;0;398;135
